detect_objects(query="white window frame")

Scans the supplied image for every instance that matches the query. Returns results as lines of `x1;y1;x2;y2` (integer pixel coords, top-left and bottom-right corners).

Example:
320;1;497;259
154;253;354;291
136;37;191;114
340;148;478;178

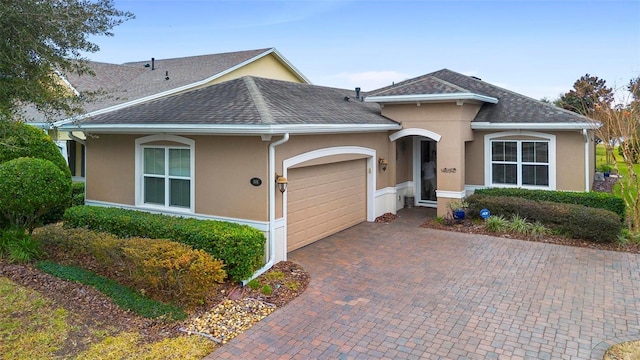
135;134;195;213
484;131;556;190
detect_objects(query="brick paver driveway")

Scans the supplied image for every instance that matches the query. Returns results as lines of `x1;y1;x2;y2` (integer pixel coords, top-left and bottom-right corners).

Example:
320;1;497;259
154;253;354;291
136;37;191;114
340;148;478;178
210;209;640;359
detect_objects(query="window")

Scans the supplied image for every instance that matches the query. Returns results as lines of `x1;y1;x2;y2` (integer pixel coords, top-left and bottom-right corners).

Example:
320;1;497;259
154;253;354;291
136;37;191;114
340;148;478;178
485;132;555;189
136;135;194;211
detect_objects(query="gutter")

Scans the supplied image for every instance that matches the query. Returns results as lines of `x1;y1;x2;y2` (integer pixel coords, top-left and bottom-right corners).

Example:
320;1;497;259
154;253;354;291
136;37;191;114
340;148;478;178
583;129;590;191
365;93;499;104
245;133;290;284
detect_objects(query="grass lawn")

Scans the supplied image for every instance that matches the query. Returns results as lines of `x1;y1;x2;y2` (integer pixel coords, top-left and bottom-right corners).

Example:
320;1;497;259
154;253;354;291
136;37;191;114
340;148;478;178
596;144;640;200
0;275;216;359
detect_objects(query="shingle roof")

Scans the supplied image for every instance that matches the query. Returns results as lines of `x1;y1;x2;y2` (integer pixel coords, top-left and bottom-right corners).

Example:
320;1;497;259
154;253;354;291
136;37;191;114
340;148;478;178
369;69;590;124
64;48;273;112
75;76;398;127
28;48;294;123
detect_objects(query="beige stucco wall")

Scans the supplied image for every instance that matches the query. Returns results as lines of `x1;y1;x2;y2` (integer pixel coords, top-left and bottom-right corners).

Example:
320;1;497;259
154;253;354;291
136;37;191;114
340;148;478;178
395;138;413;184
192;136;269;221
382;102;481;216
85;132;393;222
86;135;136;205
466;130;590;191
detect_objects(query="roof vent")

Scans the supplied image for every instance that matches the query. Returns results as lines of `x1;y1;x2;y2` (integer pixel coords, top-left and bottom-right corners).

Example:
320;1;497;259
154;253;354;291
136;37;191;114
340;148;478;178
151;57;155;71
343;96;350;102
144;63;150;68
165;70;169;80
471;76;482;81
355;87;361;100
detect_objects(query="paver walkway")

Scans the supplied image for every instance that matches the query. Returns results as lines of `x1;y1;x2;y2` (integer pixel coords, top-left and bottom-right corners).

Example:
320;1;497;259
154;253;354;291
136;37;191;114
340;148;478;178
209;208;640;359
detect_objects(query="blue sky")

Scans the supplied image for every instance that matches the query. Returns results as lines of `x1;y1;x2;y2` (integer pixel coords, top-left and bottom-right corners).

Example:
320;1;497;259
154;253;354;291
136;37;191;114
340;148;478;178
89;0;640;101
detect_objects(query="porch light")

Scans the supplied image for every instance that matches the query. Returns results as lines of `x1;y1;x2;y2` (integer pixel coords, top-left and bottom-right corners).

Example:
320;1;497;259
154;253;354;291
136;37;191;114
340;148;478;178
275;174;288;193
378;158;388;171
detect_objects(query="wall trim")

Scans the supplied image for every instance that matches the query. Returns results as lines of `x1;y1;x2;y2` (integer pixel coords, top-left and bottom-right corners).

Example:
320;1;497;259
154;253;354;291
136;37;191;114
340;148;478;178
389;128;442;142
435;190;467;199
84;200;270;231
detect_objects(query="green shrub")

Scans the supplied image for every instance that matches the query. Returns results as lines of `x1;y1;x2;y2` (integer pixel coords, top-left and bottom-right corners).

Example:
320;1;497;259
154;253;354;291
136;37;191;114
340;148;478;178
0;122;70;178
474;188;625;220
485;215;508;233
36;261;186;320
63;206;266;282
260;285;273;296
70;182;85;207
0;228;42;263
35;226;226;307
467;194;622;242
0;158;72;231
507;214;531;235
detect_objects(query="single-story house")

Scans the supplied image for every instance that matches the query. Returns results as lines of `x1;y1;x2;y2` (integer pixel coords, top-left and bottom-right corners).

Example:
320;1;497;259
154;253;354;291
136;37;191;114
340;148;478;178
52;48;596;278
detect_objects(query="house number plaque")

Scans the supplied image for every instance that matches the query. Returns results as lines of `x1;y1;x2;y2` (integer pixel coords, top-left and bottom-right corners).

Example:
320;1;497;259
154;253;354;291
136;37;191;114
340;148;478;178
440;168;457;173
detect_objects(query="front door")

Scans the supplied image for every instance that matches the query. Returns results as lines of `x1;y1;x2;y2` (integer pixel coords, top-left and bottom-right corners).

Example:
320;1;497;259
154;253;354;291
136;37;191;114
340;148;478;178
414;138;437;207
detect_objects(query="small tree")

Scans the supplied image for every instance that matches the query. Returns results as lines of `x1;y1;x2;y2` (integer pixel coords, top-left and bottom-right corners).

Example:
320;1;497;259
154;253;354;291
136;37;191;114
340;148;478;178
0;157;72;232
0;0;134;121
590;81;640;232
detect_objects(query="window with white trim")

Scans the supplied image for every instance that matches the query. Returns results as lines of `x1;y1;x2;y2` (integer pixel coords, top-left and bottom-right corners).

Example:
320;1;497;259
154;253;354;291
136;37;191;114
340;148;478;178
491;140;549;187
142;146;191;208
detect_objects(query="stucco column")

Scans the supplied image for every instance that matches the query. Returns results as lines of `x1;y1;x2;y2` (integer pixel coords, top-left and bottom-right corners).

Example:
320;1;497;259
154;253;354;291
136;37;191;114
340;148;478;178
435;124;468;217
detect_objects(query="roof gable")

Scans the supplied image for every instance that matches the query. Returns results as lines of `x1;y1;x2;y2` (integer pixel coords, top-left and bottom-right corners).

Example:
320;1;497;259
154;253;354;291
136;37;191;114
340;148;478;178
367;68;591;125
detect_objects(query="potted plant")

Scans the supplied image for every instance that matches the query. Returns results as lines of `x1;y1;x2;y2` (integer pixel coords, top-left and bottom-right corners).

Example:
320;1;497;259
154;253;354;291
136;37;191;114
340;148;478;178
598;163;613;177
448;199;468;220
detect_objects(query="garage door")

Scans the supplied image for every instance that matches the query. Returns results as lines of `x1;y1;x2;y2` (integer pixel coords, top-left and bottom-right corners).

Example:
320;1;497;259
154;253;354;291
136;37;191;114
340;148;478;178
287;159;367;252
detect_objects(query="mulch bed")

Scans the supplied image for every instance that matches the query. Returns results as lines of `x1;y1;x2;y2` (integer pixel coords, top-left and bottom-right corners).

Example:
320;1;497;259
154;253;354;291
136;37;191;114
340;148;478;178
0;259;309;358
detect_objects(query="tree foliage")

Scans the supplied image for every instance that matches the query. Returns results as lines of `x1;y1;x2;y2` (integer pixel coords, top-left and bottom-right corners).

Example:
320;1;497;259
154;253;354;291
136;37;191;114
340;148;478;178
0;0;134;121
558;74;614;115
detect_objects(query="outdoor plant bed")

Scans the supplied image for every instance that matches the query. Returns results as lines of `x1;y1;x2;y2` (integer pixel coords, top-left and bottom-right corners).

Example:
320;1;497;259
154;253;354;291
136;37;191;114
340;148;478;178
420;218;640;254
0;259;309;358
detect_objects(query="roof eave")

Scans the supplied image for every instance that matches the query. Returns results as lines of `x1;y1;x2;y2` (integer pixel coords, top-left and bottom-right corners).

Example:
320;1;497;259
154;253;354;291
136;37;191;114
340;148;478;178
365;93;499;104
57;123;402;135
471;122;599;130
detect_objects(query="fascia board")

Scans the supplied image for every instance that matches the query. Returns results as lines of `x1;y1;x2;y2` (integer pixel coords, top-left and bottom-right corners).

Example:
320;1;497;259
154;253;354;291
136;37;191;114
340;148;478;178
471;122;600;130
53;49;292;128
58;123;402;135
365;93;499;104
270;48;312;84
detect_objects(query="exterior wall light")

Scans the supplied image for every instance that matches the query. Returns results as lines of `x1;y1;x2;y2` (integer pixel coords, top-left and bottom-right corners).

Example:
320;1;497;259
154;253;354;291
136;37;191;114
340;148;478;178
275;174;288;193
378;158;388;171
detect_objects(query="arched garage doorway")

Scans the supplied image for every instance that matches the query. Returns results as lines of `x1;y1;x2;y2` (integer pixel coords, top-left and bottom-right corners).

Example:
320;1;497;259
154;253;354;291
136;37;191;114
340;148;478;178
282;146;376;252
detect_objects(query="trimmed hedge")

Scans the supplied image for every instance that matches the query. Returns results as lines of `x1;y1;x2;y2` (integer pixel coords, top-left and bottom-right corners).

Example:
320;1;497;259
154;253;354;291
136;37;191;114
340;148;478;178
35;225;225;307
63;206;266;282
71;182;85;207
0;157;72;231
474;187;625;220
466;194;622;242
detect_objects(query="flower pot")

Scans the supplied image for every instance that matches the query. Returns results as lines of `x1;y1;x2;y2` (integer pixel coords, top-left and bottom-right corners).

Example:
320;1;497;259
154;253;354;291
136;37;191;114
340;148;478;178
453;209;465;220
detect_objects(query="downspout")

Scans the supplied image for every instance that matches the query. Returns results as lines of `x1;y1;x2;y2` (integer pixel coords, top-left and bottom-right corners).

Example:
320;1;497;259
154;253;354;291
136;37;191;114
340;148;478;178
583;128;590;192
244;133;290;283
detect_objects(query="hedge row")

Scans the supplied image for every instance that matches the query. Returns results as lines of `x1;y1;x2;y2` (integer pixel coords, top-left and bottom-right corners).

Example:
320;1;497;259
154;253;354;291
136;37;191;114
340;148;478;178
63;206;265;281
466;194;622;242
71;182;85;207
35;225;226;307
474;187;625;220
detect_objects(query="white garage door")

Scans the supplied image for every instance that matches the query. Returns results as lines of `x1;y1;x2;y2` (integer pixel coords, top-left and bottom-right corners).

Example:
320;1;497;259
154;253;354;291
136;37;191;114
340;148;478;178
287;159;367;252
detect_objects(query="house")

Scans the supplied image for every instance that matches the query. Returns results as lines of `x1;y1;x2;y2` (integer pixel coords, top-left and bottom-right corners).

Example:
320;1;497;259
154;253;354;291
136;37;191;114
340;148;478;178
54;49;596;278
37;48;309;178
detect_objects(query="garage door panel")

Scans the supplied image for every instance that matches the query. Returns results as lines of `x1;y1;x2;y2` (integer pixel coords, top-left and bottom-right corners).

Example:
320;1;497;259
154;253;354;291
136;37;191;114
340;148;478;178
287;159;366;252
